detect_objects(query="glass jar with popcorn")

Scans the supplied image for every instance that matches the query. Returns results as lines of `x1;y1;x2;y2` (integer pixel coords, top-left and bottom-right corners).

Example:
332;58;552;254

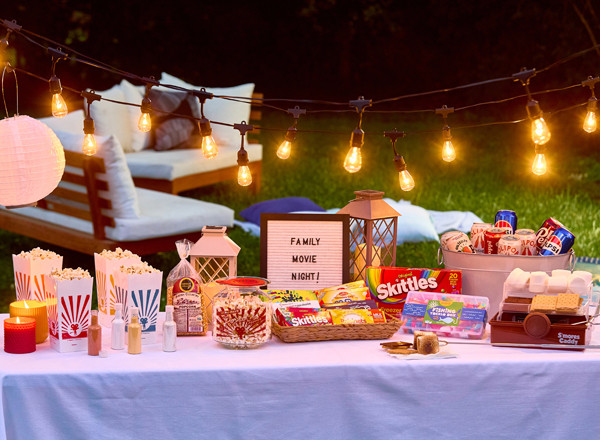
212;277;272;349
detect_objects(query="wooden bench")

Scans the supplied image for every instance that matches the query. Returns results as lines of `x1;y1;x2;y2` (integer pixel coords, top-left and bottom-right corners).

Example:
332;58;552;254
131;92;264;194
0;150;204;255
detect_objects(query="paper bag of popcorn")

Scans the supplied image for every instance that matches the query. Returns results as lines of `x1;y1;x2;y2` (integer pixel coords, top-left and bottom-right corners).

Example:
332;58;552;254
94;248;141;327
116;262;163;345
44;268;93;353
12;248;63;301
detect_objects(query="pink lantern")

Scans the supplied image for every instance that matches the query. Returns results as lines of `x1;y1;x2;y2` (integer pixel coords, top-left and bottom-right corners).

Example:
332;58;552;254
0;115;65;208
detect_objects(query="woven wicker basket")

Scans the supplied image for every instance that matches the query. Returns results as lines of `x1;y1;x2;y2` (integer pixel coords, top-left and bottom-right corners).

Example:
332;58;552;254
272;315;402;343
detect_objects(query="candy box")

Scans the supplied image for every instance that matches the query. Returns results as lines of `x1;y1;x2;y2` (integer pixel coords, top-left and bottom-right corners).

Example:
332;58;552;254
324;300;379;310
12;248;63;301
268;289;321;312
115;265;163;345
44;270;93;353
276;308;332;326
330;309;386;324
366;267;462;319
94;249;142;327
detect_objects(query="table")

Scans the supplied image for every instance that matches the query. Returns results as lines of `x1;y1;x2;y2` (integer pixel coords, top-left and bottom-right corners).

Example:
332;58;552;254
2;313;600;440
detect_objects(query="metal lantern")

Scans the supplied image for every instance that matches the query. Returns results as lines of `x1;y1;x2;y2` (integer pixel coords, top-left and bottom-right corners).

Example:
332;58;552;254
190;226;241;324
0;115;65;208
337;190;400;281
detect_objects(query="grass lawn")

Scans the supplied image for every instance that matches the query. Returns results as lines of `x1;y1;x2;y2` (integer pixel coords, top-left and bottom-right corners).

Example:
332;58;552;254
0;109;598;312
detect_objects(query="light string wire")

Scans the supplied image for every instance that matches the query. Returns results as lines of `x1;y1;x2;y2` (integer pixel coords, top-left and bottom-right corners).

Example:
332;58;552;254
1;17;598;138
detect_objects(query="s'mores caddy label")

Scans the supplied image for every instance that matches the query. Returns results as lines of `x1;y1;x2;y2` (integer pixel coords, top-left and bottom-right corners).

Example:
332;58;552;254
365;267;462;319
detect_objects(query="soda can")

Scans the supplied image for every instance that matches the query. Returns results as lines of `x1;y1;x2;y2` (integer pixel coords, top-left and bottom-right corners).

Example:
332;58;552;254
440;231;460;250
470;222;492;253
484;227;507;254
445;231;475;253
539;227;576;256
494;209;517;234
498;235;522;256
535;217;564;252
515;228;537;256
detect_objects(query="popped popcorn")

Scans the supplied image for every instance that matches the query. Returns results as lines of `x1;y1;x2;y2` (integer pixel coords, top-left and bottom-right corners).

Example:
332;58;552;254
50;267;91;280
17;247;61;260
99;247;138;259
119;262;159;275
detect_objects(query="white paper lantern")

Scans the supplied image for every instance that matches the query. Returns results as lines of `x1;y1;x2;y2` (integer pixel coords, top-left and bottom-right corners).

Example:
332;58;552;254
0;115;65;208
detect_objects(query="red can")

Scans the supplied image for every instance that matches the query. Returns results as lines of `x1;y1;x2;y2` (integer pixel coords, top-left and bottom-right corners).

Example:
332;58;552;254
515;228;537;255
484;227;507;254
498;235;522;255
535;217;564;252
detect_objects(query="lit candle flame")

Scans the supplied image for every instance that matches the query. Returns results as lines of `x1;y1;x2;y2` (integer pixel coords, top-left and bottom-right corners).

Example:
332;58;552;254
24;301;30;309
16;317;20;324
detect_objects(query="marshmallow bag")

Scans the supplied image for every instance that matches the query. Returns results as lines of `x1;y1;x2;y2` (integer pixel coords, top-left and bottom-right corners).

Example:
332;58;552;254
439;249;574;317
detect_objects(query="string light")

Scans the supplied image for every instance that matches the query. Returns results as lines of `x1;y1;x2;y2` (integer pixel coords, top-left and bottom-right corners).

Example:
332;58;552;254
81;90;101;156
435;105;456;162
513;68;551;145
138;78;156;133
234;121;254;186
194;88;218;159
48;48;68;118
0;20;19;66
582;76;599;133
344;97;371;173
277;106;306;159
532;144;547;175
385;130;414;191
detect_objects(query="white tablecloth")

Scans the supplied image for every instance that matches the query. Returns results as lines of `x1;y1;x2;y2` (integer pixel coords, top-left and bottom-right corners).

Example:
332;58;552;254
2;313;600;440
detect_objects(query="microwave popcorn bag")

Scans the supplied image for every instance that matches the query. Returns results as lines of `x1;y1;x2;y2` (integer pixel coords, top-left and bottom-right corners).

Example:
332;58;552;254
44;268;93;353
116;262;163;345
12;248;63;301
94;248;142;327
167;239;206;336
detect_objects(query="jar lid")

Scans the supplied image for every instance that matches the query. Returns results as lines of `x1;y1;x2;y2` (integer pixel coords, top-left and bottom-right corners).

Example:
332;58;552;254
216;276;269;287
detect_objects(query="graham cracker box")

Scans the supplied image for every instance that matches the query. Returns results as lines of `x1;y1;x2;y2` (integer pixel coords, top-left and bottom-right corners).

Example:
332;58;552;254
12;248;63;301
94;248;142;327
115;263;163;345
365;266;462;319
45;268;93;353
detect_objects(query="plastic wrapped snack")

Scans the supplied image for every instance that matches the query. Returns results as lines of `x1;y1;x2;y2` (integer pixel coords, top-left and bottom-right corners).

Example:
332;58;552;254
167;239;205;336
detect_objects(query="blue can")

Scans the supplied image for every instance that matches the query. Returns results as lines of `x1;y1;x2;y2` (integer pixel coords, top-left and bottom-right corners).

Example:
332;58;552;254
494;209;518;234
539;227;576;255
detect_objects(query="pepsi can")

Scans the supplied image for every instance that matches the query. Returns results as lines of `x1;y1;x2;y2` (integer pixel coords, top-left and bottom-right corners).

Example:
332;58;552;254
535;217;564;252
494;210;517;234
539;227;576;255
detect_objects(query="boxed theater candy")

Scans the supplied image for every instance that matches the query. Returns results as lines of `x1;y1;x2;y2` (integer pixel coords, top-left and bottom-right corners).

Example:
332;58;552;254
365;267;462;319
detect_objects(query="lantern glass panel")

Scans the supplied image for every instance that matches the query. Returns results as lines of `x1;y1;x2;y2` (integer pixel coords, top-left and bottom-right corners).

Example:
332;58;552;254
194;257;231;284
349;217;398;281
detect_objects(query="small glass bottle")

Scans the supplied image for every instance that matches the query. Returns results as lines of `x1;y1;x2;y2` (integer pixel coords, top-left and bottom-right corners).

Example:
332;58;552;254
128;306;142;355
111;303;125;350
163;305;177;352
88;310;102;356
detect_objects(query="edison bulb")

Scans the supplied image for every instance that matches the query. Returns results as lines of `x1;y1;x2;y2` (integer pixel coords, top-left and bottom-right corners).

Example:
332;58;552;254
344;146;362;173
51;93;68;118
531;118;551;145
583;111;597;133
277;140;292;159
83;133;97;156
201;135;218;159
398;170;415;191
238;165;252;186
138;112;151;132
532;153;547;175
442;140;456;162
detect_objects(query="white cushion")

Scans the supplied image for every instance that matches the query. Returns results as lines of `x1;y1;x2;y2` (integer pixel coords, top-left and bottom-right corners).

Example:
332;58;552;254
39;109;85;134
52;130;141;219
89;84;134;152
159;72;255;148
126;143;262;180
119;79;149;152
12;188;233;242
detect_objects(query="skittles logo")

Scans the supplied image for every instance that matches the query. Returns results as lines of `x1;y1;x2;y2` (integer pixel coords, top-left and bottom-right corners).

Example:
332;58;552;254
494;220;513;233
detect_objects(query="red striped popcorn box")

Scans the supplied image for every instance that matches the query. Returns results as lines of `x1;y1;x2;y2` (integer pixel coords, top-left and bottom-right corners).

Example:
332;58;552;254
12;248;63;302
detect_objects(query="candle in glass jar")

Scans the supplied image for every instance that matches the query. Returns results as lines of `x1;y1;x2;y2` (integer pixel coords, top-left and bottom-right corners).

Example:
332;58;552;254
10;300;48;343
4;317;36;354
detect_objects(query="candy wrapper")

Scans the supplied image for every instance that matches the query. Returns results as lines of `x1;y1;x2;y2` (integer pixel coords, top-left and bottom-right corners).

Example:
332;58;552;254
330;309;386;324
167;239;205;336
276;307;333;326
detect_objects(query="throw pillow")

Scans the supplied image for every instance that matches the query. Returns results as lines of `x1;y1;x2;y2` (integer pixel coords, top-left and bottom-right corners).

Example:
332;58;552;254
148;88;201;151
159;72;255;148
240;197;325;226
119;79;148;152
51;129;141;219
89;83;134;152
39;109;85;135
